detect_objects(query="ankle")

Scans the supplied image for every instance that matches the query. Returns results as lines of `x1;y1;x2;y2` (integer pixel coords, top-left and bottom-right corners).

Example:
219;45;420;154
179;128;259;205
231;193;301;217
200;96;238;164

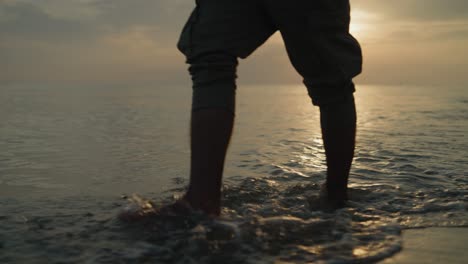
184;192;221;216
324;182;348;202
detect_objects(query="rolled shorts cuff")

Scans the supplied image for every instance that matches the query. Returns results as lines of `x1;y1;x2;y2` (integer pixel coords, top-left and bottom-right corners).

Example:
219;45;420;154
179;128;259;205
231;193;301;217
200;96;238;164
305;80;356;106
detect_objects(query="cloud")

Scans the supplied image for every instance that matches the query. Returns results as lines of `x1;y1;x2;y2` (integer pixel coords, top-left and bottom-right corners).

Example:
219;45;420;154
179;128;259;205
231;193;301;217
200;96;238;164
0;0;194;84
0;2;94;41
0;0;194;41
90;0;191;31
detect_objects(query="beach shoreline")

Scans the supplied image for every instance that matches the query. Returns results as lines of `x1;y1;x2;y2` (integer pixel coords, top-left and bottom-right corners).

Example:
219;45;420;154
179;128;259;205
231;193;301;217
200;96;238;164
380;227;468;264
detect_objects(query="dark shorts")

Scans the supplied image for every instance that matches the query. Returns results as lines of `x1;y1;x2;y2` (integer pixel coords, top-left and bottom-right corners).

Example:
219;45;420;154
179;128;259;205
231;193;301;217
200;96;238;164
178;0;362;108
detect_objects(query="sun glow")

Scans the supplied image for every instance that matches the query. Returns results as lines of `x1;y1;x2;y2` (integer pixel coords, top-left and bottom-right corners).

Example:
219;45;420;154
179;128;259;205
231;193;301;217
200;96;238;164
350;22;366;37
266;9;375;45
350;9;380;40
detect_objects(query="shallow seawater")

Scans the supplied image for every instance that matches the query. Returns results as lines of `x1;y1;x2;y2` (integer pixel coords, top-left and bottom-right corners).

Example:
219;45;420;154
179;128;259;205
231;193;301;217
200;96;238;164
0;83;467;263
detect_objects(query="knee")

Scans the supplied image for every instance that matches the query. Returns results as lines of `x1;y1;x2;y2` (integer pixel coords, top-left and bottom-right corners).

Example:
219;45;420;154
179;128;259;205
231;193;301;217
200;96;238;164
189;53;238;113
305;80;356;107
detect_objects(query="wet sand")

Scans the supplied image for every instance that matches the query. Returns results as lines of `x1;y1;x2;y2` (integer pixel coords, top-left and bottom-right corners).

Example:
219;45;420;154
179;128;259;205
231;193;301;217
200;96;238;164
380;228;468;264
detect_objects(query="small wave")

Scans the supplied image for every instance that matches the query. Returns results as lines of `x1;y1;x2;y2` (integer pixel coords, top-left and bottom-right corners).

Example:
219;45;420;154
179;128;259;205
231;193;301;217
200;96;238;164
105;172;465;263
113;195;402;263
1;172;465;264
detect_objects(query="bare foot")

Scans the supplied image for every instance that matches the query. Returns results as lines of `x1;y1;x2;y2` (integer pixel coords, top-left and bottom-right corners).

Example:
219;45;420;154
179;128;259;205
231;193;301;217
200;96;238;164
307;184;348;211
179;194;221;217
118;195;218;222
118;194;157;222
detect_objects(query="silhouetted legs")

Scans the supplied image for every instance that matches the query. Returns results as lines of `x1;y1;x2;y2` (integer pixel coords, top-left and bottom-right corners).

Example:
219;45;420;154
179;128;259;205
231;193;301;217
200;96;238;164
319;95;357;206
180;53;357;215
185;109;234;216
180;53;238;216
173;0;361;215
182;91;356;215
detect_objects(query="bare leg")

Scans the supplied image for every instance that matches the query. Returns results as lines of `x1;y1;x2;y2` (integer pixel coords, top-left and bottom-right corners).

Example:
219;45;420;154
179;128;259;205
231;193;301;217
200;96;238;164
184;109;234;216
320;95;357;206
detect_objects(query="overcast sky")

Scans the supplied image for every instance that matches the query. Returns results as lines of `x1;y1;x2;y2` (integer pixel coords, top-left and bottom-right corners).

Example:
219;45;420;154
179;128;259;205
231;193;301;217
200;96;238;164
1;0;467;86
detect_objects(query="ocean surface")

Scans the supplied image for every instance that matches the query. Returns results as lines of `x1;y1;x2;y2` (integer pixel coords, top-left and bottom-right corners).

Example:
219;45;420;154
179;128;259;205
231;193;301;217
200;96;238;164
0;83;467;263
